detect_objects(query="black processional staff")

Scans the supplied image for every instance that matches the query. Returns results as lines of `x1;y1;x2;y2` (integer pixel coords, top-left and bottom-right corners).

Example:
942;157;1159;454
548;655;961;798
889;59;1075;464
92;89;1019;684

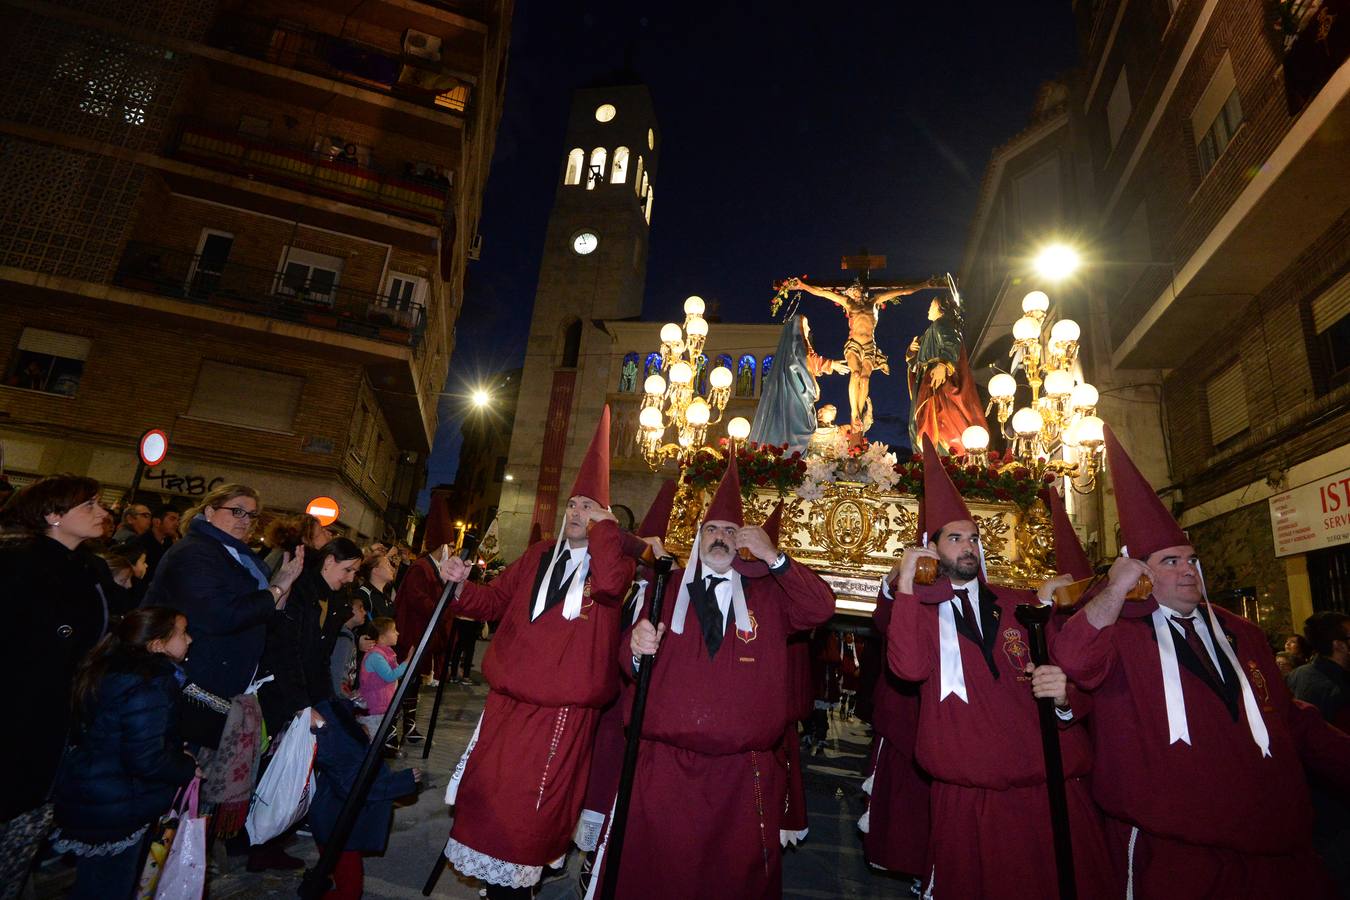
298;540;473;900
598;553;675;900
422;527;489;760
1013;602;1077;900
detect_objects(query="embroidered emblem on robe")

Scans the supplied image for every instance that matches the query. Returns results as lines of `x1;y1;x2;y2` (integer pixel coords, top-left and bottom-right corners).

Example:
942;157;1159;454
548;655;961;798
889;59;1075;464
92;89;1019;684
1247;660;1272;709
736;610;758;644
1002;627;1030;678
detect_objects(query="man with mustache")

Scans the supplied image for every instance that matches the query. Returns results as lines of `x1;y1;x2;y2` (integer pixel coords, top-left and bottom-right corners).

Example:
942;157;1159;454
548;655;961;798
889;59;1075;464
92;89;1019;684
588;458;835;899
437;407;636;899
884;438;1111;898
1051;427;1350;898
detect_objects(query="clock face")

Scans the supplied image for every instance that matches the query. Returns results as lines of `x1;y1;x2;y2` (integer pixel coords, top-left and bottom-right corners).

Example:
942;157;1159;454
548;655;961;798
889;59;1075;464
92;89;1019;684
572;231;599;255
595;104;616;123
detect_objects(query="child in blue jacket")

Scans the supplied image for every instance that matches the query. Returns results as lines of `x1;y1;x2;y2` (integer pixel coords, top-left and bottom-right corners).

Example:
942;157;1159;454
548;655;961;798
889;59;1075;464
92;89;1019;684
308;697;420;897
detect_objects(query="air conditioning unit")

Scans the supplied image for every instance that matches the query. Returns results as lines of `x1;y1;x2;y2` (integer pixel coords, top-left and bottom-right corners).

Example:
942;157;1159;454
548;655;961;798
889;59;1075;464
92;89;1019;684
404;30;442;62
467;233;483;260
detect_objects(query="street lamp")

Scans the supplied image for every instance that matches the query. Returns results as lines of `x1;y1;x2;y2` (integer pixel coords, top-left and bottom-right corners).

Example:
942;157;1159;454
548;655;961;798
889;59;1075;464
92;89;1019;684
471;389;490;408
1033;243;1081;282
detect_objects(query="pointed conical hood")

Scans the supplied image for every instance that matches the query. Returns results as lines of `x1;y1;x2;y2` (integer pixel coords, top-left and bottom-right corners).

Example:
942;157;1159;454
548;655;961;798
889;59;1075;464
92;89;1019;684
568;405;612;507
637;480;678;539
920;435;973;538
423;494;454;551
761;501;785;544
703;455;744;526
1105;425;1188;560
528;521;544;546
1046;486;1092;580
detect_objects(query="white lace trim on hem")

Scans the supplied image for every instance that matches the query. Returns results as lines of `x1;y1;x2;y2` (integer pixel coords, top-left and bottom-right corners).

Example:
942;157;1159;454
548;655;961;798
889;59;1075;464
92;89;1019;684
779;827;809;848
51;823;149;858
444;836;542;889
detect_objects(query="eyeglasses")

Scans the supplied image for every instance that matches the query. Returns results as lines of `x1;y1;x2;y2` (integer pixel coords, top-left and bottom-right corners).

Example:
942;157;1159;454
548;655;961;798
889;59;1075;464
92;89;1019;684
216;506;260;521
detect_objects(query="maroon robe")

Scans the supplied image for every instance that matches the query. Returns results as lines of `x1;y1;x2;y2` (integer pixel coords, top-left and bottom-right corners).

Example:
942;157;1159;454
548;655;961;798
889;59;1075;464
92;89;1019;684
1053;601;1350;898
861;589;929;875
447;521;635;869
598;558;835;899
395;556;453;678
888;577;1112;899
780;633;814;838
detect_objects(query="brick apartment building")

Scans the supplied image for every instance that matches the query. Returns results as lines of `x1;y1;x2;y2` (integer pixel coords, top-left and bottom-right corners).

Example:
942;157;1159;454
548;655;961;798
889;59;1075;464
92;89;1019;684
0;0;512;542
965;0;1348;640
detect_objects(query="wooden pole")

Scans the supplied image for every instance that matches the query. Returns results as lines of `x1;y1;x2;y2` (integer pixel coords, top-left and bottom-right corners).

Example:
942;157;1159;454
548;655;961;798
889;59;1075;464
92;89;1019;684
1013;602;1076;900
597;555;674;900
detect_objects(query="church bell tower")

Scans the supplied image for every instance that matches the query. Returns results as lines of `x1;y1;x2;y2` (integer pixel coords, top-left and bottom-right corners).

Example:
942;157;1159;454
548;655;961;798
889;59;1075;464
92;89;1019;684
498;79;659;554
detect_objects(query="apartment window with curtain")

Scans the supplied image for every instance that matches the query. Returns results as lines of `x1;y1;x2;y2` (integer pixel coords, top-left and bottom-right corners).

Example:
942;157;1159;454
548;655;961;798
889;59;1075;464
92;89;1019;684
1192;54;1244;177
1205;361;1249;448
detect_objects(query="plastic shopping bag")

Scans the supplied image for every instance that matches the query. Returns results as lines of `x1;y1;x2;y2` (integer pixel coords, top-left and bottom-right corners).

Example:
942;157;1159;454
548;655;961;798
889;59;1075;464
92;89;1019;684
154;777;206;900
135;812;179;899
245;708;317;845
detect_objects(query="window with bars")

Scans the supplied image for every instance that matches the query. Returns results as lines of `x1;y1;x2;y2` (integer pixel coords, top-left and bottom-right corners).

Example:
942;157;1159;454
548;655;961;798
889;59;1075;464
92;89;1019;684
1206;362;1249;448
3;328;90;396
1310;270;1350;392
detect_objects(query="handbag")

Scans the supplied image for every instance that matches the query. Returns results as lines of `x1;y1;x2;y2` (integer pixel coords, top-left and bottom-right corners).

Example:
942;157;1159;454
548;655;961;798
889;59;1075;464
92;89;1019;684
152;777;206;900
245;709;317;845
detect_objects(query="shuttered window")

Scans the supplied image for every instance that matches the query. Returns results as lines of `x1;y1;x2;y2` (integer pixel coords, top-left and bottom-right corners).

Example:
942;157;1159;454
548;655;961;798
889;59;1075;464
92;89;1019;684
187;361;303;432
18;328;91;360
5;328;90;396
1206;362;1249;446
1312;271;1350;335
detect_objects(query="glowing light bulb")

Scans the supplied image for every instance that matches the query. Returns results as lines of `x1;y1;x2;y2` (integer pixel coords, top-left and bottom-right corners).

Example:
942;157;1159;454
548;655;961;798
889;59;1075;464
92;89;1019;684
685;316;708;338
1034;244;1081;281
639;406;663;429
1013;316;1041;342
683;295;705;316
709;366;733;390
1070;382;1098;410
727;417;751;440
989;373;1018;400
643;374;666;396
961;425;990;451
1044;369;1075;397
1021;291;1050;315
685;398;710;425
659;322;682;343
668;361;692;385
1076;415;1105;445
1012;406;1044;437
1050;318;1081;345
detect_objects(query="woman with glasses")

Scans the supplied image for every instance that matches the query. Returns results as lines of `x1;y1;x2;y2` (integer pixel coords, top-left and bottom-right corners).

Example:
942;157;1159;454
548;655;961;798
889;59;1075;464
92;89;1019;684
143;484;303;749
1;475;112;898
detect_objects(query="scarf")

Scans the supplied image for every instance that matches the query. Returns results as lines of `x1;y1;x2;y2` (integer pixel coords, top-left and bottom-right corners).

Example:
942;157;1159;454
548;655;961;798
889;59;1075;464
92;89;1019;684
190;516;270;589
197;692;264;837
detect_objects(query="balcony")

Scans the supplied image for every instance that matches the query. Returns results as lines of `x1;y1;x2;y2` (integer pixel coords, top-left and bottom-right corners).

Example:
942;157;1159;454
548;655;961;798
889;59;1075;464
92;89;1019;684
206;17;473;116
113;242;426;347
169;120;452;225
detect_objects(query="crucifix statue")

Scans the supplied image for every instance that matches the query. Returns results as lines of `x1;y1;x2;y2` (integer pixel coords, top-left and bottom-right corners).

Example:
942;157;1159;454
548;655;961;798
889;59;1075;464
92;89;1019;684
788;253;943;431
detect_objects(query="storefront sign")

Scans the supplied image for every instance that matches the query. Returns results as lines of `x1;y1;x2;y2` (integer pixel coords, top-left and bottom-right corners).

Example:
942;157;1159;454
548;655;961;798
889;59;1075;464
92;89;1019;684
1269;467;1350;557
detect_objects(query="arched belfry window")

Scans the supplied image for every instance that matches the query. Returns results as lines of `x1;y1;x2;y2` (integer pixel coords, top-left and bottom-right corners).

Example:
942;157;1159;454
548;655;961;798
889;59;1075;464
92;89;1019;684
561;320;582;367
762;355;774;385
564;148;584;186
644;185;654;224
644;352;662;379
639;170;649;199
611;147;630;184
633;156;644;196
587;147;607;190
618;352;639;392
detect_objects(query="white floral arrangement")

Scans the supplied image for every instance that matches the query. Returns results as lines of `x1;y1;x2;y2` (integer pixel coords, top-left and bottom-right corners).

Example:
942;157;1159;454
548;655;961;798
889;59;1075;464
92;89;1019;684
796;431;900;500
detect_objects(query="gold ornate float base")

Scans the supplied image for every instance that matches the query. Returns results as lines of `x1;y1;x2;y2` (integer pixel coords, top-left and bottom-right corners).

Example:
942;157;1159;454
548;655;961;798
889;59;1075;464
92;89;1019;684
667;480;1054;617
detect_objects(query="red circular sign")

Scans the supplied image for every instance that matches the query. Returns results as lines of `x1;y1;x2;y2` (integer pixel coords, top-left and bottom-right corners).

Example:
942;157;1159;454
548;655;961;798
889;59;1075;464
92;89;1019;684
306;497;341;527
139;429;168;467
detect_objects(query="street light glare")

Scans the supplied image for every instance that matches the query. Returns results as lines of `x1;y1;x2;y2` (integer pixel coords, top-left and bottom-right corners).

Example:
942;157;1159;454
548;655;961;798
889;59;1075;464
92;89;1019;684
472;389;490;408
1034;244;1081;281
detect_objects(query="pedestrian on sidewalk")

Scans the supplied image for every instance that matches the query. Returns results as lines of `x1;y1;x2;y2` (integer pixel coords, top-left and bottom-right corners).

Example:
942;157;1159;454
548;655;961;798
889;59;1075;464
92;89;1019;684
360;617;411;732
51;607;198;900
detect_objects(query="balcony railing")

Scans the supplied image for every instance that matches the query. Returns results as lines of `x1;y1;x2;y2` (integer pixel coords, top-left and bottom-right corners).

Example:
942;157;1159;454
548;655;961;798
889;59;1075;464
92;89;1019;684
207;17;472;115
114;242;426;347
1283;0;1348;114
170;120;452;224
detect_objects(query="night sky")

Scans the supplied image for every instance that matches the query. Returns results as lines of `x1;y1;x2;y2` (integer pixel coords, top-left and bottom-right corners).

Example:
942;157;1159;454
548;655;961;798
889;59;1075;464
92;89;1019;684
422;2;1079;504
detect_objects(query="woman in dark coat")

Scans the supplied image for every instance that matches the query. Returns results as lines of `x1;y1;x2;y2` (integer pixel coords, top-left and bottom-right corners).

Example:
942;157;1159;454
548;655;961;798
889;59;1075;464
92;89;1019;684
52;607;197;900
308;698;420;897
0;475;110;898
142;484;303;747
256;538;363;734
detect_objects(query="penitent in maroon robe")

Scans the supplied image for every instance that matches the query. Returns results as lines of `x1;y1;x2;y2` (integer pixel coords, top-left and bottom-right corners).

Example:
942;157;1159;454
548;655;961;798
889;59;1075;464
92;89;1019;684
860;587;929;875
595;558;835;900
779;631;815;843
444;520;635;879
1053;601;1350;898
888;577;1113;899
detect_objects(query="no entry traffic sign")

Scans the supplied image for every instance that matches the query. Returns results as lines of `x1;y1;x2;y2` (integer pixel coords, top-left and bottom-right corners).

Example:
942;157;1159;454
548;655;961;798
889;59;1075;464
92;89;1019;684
306;496;340;527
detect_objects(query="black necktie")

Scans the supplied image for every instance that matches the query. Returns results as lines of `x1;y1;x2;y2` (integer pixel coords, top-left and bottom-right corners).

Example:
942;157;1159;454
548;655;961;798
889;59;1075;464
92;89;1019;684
701;576;728;658
953;587;979;636
1175;616;1223;685
544;549;572;611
